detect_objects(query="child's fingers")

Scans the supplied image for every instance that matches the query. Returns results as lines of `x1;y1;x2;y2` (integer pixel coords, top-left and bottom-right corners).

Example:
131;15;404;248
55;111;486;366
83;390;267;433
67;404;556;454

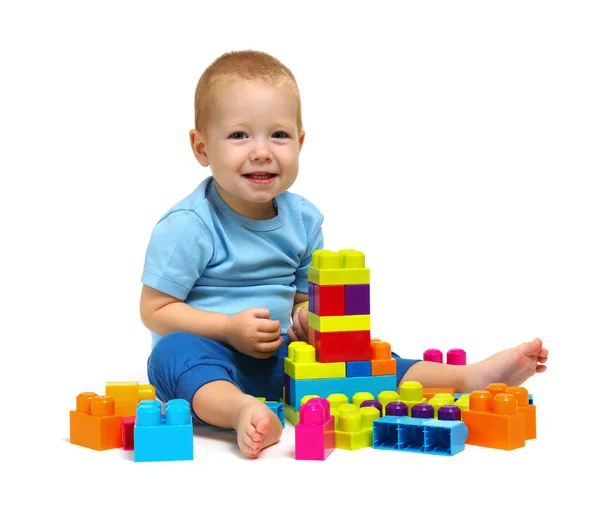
539;348;549;358
537;356;548;364
257;318;281;333
287;326;299;342
255;336;284;353
250;308;271;319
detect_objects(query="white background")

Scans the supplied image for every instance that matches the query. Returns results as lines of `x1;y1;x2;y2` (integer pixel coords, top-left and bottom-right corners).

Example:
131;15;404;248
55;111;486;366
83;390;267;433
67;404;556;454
2;1;598;508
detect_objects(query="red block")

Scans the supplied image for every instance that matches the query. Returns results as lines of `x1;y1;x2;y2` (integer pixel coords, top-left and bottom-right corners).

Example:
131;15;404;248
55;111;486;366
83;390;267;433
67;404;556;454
313;284;345;316
312;329;372;362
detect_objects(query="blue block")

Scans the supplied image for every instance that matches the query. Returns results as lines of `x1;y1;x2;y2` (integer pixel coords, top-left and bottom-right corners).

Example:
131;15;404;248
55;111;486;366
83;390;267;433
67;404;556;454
264;401;285;428
529;393;534;405
289;374;397;410
134;399;193;462
373;416;468;456
346;361;372;377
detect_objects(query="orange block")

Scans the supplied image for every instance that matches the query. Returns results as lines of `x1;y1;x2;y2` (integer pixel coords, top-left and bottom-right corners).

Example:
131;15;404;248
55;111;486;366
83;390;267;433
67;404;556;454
486;383;536;440
70;392;123;451
370;339;391;360
507;386;536;440
462;390;526;450
371;359;396;375
422;387;455;400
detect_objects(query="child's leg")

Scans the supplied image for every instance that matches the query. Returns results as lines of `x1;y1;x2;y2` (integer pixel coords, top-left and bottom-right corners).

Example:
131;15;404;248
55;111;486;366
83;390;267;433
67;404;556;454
399;338;549;393
192;380;282;459
147;332;283;459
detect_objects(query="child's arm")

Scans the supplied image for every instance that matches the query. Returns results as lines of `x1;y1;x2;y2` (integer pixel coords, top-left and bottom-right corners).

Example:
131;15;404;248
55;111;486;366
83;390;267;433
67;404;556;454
140;285;283;358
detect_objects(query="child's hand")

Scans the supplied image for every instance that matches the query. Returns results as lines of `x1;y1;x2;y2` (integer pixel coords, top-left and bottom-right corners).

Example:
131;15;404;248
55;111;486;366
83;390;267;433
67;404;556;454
287;303;309;342
226;308;284;359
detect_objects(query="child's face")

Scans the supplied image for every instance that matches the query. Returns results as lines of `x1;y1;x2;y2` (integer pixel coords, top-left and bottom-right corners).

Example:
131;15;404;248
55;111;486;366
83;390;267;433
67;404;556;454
191;79;304;219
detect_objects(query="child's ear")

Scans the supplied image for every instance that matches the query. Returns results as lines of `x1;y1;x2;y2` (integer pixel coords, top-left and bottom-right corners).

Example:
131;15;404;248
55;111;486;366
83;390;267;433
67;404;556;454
189;129;209;167
298;130;306;153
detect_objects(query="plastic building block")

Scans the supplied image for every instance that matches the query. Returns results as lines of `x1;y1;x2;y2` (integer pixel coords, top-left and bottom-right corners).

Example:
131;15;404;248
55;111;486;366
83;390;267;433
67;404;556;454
346;361;372;377
264;401;285;428
373;415;468;456
122;416;135;450
438;405;462;421
70;392;123;451
335;406;379;450
289;374;397;410
134;399;193;462
397;381;427;415
308;249;370;286
351;392;375;407
309;329;372;362
345;284;370;315
284;341;345;380
423;387;455;400
295;398;335;460
105;381;156;417
386;401;409;416
360;399;382;415
508;387;536;439
308;282;315;313
412;403;435;419
446;348;466;365
427;393;455;419
308;312;370;333
377;390;401;416
423;349;443;363
454;394;470;413
313;284;345;316
284;403;299;425
462;390;526;450
370;339;397;375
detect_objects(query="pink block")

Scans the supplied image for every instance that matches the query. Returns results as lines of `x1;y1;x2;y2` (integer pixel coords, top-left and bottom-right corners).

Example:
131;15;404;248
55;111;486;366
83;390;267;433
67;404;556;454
295;399;335;460
423;349;443;363
447;348;466;365
122;416;135;450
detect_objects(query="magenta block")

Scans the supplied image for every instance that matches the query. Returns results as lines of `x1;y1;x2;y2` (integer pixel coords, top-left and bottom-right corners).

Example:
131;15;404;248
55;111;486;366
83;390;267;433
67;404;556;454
423;348;443;363
295;399;335;461
345;284;370;316
122;416;135;450
447;348;466;365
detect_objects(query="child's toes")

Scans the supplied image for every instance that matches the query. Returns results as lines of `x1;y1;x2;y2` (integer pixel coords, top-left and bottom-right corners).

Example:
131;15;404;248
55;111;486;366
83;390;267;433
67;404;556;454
536;364;547;373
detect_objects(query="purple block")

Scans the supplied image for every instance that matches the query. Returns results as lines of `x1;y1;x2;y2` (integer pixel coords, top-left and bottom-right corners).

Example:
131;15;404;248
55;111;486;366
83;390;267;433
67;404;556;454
308;282;314;313
447;348;466;365
423;349;443;363
412;403;434;419
345;284;370;316
360;399;382;416
438;405;461;421
386;401;409;417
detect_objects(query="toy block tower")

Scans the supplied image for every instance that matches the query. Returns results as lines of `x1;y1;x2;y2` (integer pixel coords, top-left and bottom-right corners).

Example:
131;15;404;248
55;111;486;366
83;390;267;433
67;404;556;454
284;249;398;421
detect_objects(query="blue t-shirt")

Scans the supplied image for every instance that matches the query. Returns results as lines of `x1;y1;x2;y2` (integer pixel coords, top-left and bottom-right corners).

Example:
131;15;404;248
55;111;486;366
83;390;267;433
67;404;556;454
141;177;324;347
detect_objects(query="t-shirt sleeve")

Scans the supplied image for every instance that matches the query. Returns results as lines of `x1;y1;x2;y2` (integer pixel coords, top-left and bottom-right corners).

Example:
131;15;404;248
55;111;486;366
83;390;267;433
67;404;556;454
141;210;214;300
294;208;324;294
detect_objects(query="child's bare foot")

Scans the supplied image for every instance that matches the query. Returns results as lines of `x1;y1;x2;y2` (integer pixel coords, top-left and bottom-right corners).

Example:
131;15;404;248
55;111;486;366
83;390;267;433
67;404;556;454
235;397;283;459
463;338;549;392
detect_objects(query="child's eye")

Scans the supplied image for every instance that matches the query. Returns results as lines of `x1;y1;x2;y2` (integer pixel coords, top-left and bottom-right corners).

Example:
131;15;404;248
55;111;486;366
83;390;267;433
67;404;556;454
272;131;289;139
229;132;247;140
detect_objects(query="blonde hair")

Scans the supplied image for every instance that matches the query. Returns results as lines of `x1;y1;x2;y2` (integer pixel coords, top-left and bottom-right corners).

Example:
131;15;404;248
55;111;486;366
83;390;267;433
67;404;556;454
193;50;303;133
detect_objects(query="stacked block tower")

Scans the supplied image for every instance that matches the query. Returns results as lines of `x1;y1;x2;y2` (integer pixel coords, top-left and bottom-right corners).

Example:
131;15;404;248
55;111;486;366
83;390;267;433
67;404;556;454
284;249;398;421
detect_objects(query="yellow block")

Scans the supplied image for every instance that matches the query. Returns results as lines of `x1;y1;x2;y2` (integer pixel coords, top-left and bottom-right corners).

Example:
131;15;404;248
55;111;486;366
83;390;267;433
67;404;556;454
308;249;370;285
335;407;379;450
284;403;299;425
284;342;346;379
397;381;427;415
308;312;370;332
428;393;455;419
105;381;156;417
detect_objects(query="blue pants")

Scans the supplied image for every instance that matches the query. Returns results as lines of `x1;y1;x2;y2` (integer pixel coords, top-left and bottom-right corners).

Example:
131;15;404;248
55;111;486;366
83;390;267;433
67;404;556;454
147;332;420;421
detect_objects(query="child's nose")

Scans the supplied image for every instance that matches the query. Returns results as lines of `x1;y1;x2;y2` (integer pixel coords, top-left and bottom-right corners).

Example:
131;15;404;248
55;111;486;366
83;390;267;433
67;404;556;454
249;143;273;162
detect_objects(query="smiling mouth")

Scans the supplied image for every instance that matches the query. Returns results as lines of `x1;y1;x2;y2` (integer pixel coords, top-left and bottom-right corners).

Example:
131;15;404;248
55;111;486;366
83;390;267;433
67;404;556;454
243;172;277;181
